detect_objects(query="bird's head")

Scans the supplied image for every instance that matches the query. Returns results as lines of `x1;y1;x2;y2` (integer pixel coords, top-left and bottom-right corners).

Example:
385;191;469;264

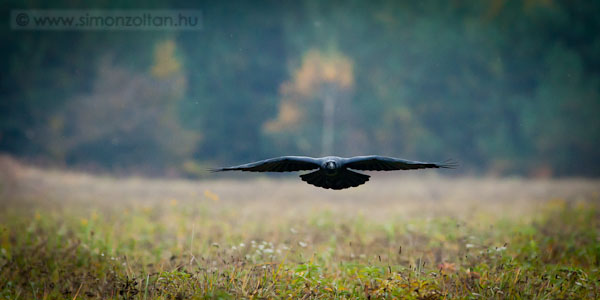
325;161;337;170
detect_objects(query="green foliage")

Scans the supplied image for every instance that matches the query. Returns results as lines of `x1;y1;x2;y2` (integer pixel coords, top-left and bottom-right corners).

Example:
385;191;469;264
1;0;599;175
1;183;599;299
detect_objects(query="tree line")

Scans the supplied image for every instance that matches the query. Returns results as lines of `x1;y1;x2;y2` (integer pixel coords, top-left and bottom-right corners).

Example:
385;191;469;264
1;0;598;176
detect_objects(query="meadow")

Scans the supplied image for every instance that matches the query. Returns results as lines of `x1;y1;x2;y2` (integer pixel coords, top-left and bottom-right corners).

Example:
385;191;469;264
1;158;599;299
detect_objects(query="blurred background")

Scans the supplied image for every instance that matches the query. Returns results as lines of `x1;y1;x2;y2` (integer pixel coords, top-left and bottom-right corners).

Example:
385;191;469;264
1;0;599;178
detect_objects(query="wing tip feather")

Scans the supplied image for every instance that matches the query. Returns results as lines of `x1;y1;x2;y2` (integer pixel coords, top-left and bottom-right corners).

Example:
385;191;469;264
437;159;459;169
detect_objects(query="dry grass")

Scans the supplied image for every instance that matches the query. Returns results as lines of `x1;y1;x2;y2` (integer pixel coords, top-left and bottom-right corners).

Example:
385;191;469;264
1;157;599;299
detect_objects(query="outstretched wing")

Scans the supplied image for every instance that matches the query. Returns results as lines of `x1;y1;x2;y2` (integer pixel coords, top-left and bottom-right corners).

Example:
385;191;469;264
342;155;457;171
212;156;321;172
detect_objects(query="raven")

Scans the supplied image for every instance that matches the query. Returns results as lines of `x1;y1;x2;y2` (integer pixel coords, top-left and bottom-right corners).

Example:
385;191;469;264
212;156;456;190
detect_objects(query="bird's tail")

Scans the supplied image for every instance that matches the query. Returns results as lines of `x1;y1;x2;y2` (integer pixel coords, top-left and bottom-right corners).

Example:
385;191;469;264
300;169;370;190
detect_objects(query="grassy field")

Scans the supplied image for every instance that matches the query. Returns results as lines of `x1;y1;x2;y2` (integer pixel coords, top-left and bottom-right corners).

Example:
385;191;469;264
1;158;600;299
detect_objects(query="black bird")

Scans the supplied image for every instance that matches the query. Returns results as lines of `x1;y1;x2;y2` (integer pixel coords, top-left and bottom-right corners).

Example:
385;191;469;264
212;156;456;190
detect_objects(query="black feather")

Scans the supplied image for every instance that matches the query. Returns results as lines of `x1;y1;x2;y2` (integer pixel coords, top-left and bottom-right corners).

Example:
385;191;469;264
300;169;370;190
212;155;455;190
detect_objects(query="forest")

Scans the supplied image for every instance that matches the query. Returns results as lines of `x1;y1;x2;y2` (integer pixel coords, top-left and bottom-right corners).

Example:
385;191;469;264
1;0;599;176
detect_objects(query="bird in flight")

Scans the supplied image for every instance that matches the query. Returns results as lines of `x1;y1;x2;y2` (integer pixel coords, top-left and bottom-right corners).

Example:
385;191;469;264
212;156;456;190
